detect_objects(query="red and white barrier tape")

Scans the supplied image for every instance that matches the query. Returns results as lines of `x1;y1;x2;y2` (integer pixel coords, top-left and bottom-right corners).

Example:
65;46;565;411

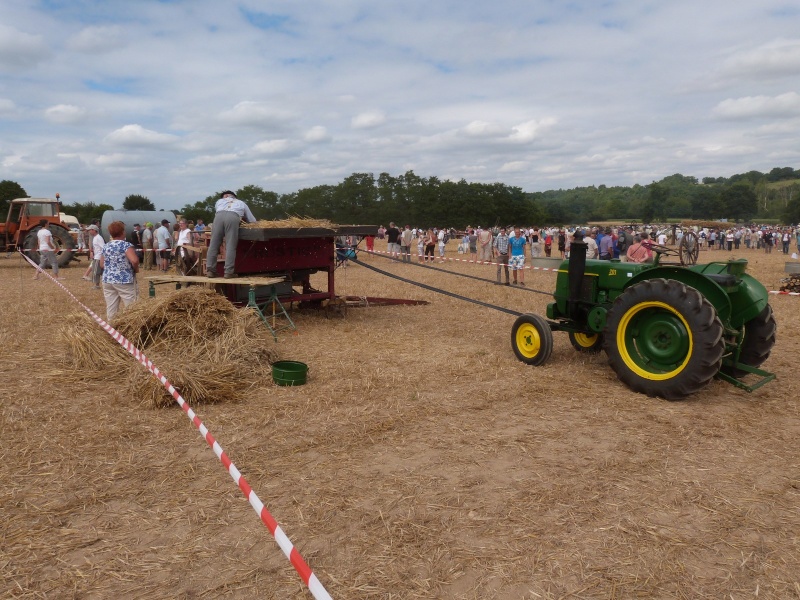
19;250;333;600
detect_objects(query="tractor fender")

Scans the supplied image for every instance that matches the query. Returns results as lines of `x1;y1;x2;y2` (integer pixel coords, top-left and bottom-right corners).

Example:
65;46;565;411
689;262;769;330
625;266;732;324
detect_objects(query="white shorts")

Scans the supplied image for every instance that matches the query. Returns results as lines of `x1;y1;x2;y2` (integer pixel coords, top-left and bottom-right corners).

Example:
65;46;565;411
509;255;525;271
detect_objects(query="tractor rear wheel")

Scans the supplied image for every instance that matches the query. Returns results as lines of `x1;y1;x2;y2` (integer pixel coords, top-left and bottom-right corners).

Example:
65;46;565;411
50;225;76;267
23;225;75;267
569;331;604;353
511;313;553;366
721;304;777;378
603;278;725;400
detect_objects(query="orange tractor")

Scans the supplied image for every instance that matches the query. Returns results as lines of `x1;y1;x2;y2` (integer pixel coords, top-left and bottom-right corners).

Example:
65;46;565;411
0;197;76;267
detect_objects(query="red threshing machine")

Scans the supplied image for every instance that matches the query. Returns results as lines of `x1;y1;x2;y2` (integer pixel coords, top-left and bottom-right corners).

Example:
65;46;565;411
212;224;378;307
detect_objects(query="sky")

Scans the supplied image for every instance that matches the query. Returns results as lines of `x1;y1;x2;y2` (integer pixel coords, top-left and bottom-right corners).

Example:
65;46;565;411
1;1;799;211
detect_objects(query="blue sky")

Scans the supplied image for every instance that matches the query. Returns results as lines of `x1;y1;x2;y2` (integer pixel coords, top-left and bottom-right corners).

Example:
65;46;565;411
1;0;799;210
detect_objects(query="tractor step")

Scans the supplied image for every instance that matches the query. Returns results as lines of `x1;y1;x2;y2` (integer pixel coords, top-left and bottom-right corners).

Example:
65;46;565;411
715;363;776;393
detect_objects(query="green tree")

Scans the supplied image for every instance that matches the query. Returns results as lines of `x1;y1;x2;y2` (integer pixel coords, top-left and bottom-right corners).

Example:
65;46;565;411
720;182;758;222
122;194;155;211
0;180;27;217
236;185;282;220
61;201;114;224
642;183;668;223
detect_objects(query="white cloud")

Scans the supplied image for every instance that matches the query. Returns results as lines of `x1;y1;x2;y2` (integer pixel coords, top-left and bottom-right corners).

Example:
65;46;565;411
499;161;529;173
0;25;50;70
305;126;331;142
44;104;88;124
185;154;241;168
104;125;179;147
0;98;16;115
714;92;800;120
461;121;504;138
252;139;291;154
67;26;126;53
218;102;295;130
351;111;386;129
723;38;800;81
509;118;557;143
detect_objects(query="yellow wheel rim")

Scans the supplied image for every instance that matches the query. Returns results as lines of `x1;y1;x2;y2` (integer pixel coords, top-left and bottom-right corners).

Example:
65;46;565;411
515;322;542;360
616;301;693;380
573;332;598;348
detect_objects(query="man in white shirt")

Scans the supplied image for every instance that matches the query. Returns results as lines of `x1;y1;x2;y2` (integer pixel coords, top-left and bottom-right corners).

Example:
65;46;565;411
33;220;63;280
206;190;256;278
657;231;668;246
89;224;106;289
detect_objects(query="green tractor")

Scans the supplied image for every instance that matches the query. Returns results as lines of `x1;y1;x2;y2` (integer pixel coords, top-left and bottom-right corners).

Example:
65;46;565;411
511;234;776;400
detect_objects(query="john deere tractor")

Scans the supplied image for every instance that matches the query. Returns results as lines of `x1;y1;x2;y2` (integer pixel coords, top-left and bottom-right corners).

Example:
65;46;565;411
511;234;776;400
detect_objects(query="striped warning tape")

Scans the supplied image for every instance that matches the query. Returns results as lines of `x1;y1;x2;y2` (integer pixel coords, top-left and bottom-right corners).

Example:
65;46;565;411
19;250;333;600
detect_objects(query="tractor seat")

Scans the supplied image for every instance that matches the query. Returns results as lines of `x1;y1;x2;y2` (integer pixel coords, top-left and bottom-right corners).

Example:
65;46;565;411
705;273;738;287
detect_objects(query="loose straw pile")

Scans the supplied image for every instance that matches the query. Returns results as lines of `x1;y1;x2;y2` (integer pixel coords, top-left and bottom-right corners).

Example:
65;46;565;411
243;216;336;229
57;287;278;408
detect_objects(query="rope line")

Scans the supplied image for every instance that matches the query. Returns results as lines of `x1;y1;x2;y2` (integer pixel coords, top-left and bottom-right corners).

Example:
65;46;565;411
350;257;524;317
361;250;563;299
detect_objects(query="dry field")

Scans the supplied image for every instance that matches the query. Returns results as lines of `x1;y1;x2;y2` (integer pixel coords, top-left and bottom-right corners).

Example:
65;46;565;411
2;241;799;599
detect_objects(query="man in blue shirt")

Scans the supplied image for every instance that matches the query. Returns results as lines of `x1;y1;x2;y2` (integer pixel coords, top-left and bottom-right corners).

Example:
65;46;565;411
508;226;527;286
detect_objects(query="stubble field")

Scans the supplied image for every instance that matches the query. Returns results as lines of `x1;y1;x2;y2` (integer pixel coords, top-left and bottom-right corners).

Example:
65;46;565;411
2;241;799;599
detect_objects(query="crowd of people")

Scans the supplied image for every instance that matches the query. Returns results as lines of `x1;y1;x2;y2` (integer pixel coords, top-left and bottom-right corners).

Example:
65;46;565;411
371;223;800;284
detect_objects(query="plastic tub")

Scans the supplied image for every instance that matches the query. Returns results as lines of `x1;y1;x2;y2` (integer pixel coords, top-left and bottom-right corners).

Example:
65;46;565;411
272;361;308;386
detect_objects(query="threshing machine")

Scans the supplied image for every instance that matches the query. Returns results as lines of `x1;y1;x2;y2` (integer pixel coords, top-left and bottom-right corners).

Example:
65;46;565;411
207;225;377;307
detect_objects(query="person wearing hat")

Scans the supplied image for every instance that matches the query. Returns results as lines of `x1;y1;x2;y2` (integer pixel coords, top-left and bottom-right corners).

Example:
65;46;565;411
142;222;154;270
87;224;105;289
206;190;256;278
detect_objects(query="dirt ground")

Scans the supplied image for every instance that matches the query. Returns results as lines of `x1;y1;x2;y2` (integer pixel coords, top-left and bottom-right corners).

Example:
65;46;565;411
2;241;799;599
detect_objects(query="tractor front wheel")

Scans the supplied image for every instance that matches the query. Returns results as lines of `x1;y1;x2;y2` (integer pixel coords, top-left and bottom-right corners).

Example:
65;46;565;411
603;279;724;400
511;313;553;366
569;331;604;353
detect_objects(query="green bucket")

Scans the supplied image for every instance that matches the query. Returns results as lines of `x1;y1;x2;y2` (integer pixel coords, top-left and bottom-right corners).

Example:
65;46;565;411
272;361;308;386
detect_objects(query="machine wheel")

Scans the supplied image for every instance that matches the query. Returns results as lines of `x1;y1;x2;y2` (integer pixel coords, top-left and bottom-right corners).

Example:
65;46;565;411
679;230;700;265
51;225;76;267
603;279;725;400
569;331;604;353
721;304;777;378
22;232;39;263
511;313;553;366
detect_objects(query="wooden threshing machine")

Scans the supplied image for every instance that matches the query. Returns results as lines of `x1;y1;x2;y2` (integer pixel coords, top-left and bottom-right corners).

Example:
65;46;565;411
210;224;377;307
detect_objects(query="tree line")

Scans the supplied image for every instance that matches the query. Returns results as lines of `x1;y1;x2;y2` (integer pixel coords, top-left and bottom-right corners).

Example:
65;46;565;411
2;166;799;227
